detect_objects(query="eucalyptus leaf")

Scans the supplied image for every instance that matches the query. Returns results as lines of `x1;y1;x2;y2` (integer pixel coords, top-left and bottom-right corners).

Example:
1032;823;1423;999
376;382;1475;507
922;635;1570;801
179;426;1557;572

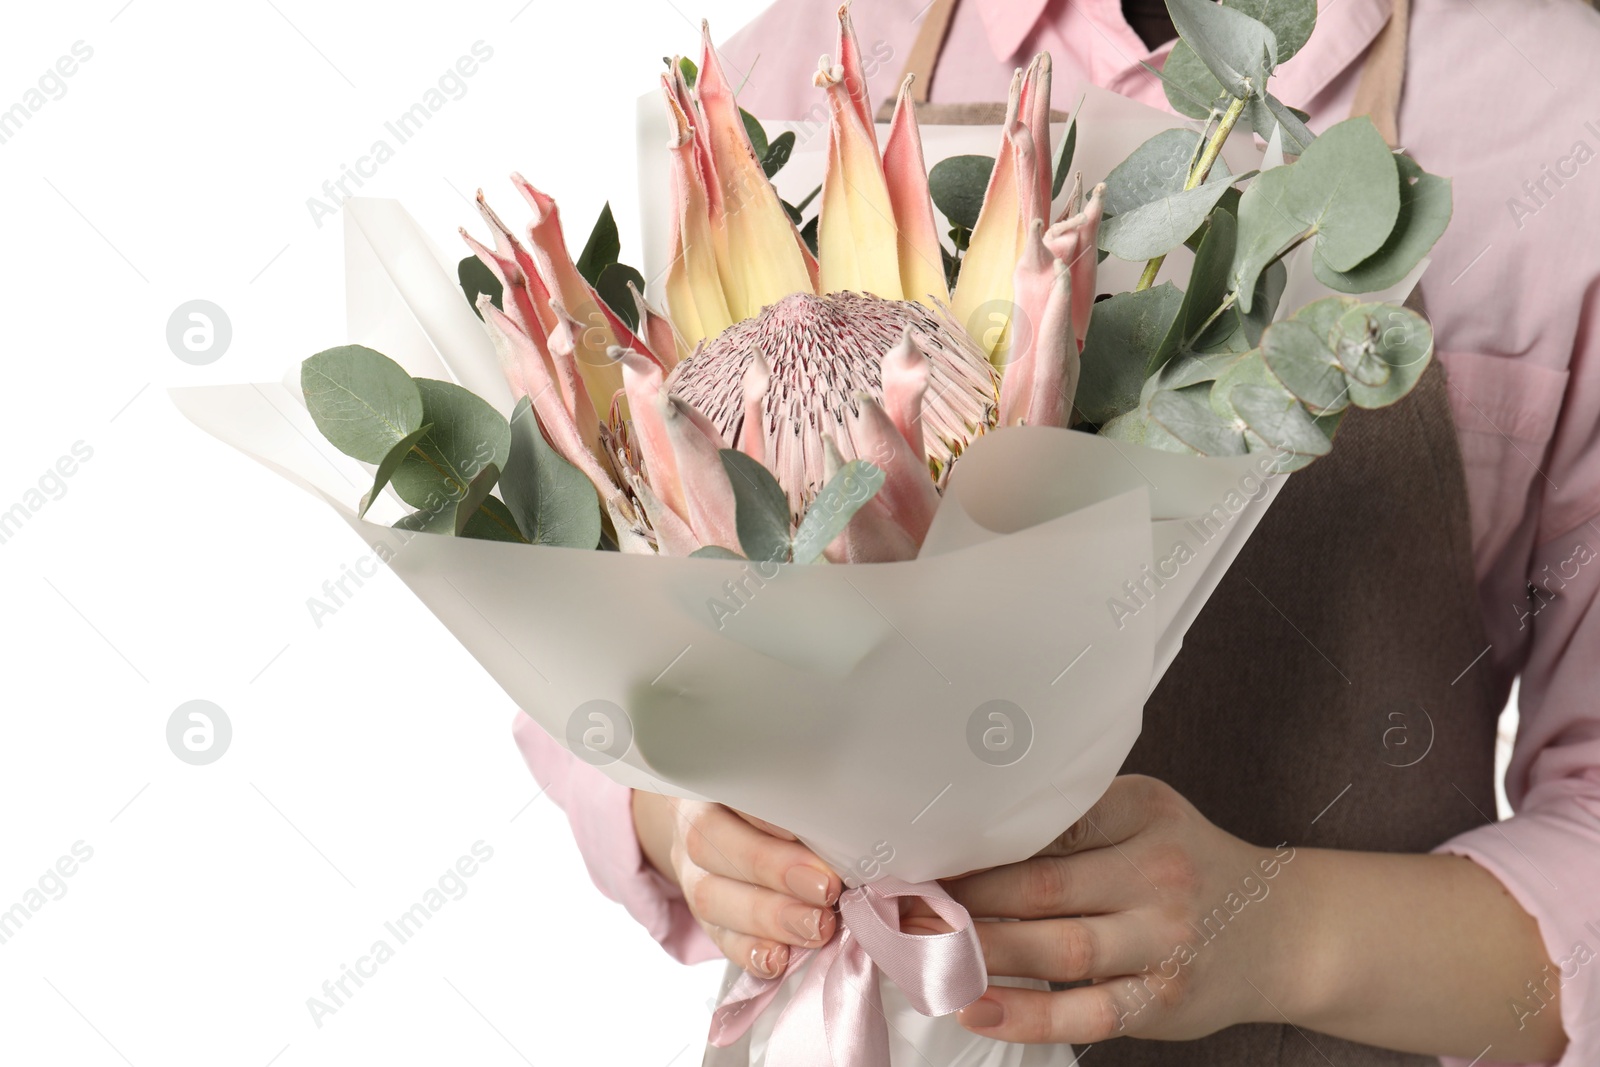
1227;0;1316;60
1252;93;1315;154
677;56;698;86
1076;284;1185;425
1159;41;1224;119
360;422;433;519
1156;208;1238;369
1314;155;1452;293
1149;386;1249;455
1238;259;1288;346
740;109;769;161
574;203;621;288
1167;0;1278;101
595;261;647;332
1230;383;1332;456
302;345;424;464
454;462;503;535
458;256;504;321
389;378;512;513
460;495;529;543
1158;350;1246;392
1101;129;1206;216
1286;117;1400;269
791;461;885;565
929;155;995;231
1333;303;1433;408
1101;179;1235;264
1260;319;1349;414
1052;104;1080;200
690;545;747;560
1231;162;1301;312
500;396;602;548
763;130;795;178
720;449;792;564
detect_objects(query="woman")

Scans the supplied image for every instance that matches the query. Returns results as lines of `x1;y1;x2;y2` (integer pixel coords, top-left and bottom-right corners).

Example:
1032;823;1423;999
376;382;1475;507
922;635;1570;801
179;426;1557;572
515;0;1600;1062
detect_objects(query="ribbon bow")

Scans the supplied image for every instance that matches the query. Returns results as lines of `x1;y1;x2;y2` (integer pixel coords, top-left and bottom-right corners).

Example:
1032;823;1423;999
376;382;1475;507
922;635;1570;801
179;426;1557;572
708;876;987;1066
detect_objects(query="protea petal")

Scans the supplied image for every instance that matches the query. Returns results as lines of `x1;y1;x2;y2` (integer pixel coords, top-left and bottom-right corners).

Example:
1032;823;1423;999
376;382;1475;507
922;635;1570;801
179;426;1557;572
607;494;655;555
633;474;700;556
662;393;740;550
879;327;929;461
471;190;557;338
843;390;939;545
1044;181;1105;348
999;220;1077;429
696;22;813;322
834;1;879;155
815;56;902;300
951;69;1024;360
626;281;682;374
546;299;604;455
883;76;950;309
661;80;734;353
481;297;620;504
737;351;771;464
821;435;918;563
1017;54;1055;225
511;175;631;417
619;348;687;524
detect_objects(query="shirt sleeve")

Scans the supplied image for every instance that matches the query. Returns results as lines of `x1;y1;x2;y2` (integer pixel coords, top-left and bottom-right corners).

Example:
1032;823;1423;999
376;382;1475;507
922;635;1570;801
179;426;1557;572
511;711;720;965
1433;346;1600;1065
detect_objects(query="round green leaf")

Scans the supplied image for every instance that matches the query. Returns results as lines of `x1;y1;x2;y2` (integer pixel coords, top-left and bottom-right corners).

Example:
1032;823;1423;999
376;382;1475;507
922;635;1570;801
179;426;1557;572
1230;383;1332;456
1099;180;1236;262
1228;0;1316;61
1077;284;1184;425
1167;0;1278;101
929;155;995;231
1260;319;1349;414
1149;386;1249;455
1160;41;1225;120
301;345;424;464
1314;155;1452;293
1286;117;1401;271
500;396;601;549
1333;304;1433;408
1101;129;1206;216
390;378;512;512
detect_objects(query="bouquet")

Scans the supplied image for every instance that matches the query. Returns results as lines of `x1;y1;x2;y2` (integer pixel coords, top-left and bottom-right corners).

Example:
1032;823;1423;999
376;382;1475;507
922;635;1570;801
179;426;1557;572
172;0;1449;1062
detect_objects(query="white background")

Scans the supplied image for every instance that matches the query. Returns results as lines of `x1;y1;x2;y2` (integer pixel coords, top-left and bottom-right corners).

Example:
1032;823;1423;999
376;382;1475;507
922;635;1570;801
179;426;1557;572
0;2;764;1064
0;3;1521;1066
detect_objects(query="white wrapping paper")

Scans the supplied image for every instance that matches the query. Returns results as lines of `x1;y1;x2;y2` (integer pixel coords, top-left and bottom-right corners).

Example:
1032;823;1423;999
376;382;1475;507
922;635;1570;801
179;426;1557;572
168;85;1422;1067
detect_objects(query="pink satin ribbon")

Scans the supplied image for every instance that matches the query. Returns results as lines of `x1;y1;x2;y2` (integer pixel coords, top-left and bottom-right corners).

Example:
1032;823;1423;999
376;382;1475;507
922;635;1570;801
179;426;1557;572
708;876;987;1066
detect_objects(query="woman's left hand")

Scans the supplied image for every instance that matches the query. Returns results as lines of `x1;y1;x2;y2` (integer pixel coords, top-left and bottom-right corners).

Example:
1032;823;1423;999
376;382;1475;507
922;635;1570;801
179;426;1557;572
944;774;1307;1044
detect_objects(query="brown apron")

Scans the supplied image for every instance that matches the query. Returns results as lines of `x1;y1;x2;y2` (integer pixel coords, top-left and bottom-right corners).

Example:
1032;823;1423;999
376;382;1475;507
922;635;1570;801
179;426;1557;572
886;2;1500;1065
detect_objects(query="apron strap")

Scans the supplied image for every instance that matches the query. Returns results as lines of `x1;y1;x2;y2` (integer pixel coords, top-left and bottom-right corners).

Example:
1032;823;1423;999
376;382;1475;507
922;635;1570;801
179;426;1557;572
902;0;960;105
1349;0;1409;148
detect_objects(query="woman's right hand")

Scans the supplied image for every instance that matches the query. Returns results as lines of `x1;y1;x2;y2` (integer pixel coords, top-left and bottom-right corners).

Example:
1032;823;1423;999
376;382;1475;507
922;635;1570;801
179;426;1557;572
631;790;842;979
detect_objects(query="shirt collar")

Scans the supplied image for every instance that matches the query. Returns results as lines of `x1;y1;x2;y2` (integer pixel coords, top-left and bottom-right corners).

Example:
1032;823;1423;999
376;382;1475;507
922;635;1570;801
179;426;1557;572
973;0;1395;111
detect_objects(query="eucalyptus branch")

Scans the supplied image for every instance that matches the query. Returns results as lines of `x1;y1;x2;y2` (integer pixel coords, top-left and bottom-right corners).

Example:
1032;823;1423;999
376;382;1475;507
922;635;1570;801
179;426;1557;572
1135;92;1250;292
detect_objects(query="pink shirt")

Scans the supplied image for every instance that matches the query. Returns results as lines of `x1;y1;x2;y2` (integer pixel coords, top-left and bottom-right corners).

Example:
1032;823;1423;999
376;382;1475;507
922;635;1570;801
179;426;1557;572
515;1;1600;1062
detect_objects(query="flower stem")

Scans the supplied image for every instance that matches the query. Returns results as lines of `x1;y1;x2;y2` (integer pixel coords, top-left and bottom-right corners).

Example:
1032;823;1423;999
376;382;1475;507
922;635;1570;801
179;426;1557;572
1135;93;1251;292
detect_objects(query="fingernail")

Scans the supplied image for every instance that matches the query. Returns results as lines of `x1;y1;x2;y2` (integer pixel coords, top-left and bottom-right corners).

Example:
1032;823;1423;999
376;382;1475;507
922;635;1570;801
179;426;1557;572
750;943;786;979
784;866;834;907
959;997;1004;1029
781;904;828;942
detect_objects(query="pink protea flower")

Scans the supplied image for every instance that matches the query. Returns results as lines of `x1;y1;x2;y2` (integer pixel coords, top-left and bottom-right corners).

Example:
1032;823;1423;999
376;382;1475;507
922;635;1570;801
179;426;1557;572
465;4;1105;562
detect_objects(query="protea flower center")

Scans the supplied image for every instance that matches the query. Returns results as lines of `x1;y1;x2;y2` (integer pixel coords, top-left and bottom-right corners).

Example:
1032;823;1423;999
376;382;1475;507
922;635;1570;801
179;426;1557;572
666;291;998;509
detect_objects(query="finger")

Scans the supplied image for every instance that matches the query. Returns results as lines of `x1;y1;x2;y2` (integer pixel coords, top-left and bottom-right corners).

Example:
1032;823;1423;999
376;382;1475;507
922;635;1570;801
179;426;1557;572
701;922;792;980
957;982;1145;1044
973;915;1154;983
681;804;840;907
733;809;798;841
944;846;1151;918
682;868;837;948
1036;775;1170;858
